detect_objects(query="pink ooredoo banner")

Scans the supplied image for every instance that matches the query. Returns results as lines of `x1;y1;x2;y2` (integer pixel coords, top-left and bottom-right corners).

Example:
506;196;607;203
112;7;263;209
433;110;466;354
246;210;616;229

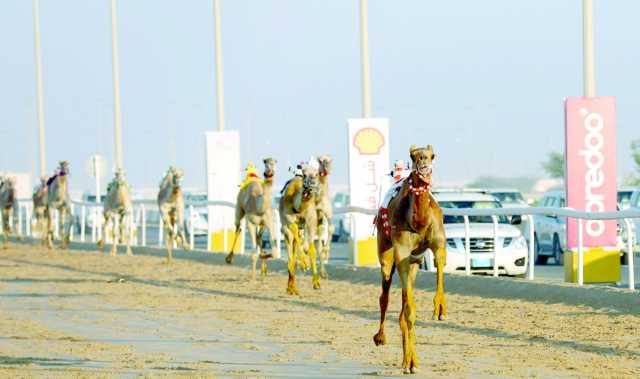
565;97;617;249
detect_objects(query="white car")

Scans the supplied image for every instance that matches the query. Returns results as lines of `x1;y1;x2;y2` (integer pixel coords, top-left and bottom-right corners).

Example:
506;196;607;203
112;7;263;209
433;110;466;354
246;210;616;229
433;191;528;276
184;206;209;237
628;189;640;255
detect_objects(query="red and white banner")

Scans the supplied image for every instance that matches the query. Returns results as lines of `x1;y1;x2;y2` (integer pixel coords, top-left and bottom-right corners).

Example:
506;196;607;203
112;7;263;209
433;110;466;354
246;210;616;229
564;97;617;249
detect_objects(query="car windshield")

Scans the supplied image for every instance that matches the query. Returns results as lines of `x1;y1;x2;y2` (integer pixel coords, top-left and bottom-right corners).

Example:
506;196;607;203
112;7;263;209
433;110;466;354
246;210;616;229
439;200;509;224
491;192;525;204
617;191;633;209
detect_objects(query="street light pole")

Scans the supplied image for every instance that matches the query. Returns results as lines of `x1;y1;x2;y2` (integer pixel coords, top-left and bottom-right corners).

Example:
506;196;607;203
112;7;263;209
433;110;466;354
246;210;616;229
582;0;595;97
359;0;372;118
32;0;46;177
213;0;225;131
110;0;124;170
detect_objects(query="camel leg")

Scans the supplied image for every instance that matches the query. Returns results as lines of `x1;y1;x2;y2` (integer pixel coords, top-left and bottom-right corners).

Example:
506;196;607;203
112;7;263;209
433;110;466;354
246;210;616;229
97;212;108;250
397;257;420;374
225;224;241;264
257;225;268;276
122;211;132;256
1;211;7;249
46;208;54;249
248;222;258;280
284;223;299;295
307;231;321;290
432;246;447;321
373;248;395;346
318;216;329;279
110;214;119;256
60;206;70;249
161;209;173;263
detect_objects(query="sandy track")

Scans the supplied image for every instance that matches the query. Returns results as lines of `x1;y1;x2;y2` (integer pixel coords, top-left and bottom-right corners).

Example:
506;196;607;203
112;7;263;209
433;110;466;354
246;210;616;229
0;242;639;378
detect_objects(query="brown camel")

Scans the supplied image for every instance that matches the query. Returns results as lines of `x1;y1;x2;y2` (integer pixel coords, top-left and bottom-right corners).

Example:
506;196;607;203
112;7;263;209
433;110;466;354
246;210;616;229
45;161;72;249
226;158;277;279
32;177;48;240
0;176;16;248
279;162;321;295
315;155;334;279
372;145;446;374
97;169;133;256
158;166;188;263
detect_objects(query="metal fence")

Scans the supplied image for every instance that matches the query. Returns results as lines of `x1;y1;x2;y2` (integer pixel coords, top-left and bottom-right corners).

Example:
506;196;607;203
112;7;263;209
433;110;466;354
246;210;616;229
8;199;639;291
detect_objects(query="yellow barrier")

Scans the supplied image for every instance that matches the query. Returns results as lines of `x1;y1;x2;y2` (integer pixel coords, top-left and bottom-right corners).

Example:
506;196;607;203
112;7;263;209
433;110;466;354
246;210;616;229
350;237;379;266
209;229;241;253
564;247;621;283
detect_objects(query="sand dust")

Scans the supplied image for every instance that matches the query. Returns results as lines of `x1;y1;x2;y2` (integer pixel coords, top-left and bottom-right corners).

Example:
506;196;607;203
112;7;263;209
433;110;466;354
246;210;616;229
0;242;639;378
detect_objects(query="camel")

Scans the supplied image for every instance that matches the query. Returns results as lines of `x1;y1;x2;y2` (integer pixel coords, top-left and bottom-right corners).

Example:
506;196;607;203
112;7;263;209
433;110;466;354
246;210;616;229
45;161;72;249
372;145;446;374
0;176;16;248
97;169;133;256
157;166;189;263
315;155;334;279
225;158;278;279
32;177;48;239
279;161;321;295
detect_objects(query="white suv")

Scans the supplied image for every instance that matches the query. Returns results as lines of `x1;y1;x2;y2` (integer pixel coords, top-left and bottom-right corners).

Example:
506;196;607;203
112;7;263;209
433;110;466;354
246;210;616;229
433;191;528;276
534;190;633;265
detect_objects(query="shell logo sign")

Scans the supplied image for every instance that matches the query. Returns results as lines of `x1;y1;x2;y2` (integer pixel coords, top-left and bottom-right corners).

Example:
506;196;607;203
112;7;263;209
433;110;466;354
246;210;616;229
347;119;390;240
353;127;386;155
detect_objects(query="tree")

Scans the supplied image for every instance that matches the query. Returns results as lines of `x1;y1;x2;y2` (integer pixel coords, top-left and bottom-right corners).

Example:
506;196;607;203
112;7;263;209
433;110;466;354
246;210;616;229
542;151;564;179
628;139;640;186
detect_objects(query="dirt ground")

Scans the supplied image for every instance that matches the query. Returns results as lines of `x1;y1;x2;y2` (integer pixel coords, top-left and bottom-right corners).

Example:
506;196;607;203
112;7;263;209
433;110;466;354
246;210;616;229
0;242;639;378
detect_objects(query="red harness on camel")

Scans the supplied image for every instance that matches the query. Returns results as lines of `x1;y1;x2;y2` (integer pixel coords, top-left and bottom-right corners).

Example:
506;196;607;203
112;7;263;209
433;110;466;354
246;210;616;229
376;174;431;239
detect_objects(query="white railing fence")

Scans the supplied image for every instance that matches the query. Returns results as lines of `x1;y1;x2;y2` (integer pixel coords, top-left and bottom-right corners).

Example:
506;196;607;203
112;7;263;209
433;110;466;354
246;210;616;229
8;199;639;291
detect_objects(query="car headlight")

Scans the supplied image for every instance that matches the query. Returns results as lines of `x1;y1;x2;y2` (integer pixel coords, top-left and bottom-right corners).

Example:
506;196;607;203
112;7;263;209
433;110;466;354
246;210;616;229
511;235;527;249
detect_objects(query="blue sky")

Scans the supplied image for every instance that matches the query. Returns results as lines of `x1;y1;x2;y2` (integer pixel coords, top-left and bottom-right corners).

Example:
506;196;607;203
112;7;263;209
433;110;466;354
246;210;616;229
1;0;639;192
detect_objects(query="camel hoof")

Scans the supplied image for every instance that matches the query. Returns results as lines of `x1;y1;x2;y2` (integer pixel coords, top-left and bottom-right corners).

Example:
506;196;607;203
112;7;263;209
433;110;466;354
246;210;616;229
313;282;321;290
439;314;446;321
225;254;233;264
286;287;299;296
373;332;386;346
410;366;419;374
403;367;411;375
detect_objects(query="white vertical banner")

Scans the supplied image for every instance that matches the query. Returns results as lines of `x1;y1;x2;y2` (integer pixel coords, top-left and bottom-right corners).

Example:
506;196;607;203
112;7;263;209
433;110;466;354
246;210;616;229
205;131;240;234
347;118;390;241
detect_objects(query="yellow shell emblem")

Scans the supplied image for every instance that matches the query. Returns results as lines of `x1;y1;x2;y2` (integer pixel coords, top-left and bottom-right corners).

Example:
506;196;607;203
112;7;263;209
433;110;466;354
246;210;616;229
353;127;385;155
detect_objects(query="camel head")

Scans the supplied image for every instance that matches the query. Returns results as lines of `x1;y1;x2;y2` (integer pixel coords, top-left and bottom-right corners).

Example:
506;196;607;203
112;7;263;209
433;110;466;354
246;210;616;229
113;169;128;188
171;167;184;187
263;158;277;179
317;155;332;177
58;160;70;176
409;144;435;183
301;162;320;197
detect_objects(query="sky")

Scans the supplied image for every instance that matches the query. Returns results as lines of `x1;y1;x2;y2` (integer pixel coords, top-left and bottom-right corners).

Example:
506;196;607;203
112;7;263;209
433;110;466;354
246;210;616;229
1;0;639;194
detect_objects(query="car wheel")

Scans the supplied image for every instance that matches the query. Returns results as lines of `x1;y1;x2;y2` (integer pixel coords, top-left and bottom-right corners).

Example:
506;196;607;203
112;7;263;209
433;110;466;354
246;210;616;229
553;234;563;265
533;234;548;265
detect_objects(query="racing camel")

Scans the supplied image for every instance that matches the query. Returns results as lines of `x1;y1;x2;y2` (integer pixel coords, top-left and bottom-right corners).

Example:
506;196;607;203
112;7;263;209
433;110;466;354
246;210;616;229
279;161;321;295
315;155;334;279
32;177;48;239
158;166;189;263
98;169;133;256
225;158;278;279
45;161;72;249
0;176;16;248
372;145;446;374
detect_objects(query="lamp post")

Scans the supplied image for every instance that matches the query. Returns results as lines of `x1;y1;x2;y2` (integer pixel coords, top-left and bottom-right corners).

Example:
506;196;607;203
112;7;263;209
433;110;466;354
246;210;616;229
110;0;124;170
359;0;372;118
582;0;595;97
213;0;225;131
32;0;46;176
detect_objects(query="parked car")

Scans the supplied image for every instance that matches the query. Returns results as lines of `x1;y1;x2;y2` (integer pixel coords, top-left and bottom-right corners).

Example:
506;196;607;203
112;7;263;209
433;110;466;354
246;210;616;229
184;206;209;237
489;189;527;207
533;190;631;265
617;187;637;210
331;192;351;242
431;190;528;276
628;189;640;254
